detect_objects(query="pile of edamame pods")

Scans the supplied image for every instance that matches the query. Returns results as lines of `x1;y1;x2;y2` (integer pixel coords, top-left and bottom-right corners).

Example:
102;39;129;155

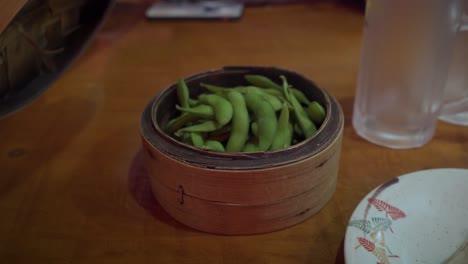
164;74;326;152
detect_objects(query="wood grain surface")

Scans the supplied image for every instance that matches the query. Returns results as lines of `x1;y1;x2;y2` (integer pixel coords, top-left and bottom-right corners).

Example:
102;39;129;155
0;1;467;263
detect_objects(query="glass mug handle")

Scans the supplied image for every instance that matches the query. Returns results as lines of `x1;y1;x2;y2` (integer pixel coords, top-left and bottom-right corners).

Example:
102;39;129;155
439;13;468;119
460;14;468;30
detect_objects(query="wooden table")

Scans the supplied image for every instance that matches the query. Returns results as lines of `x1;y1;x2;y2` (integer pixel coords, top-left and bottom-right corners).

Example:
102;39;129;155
1;2;467;263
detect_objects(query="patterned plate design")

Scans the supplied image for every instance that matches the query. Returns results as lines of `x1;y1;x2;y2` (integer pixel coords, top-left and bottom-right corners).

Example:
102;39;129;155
345;168;468;264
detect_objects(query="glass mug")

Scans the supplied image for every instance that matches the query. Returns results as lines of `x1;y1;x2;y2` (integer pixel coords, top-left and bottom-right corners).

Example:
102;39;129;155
352;0;468;149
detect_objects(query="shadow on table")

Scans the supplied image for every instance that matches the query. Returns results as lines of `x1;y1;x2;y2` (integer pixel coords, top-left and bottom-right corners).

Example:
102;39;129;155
335;238;345;264
127;148;195;232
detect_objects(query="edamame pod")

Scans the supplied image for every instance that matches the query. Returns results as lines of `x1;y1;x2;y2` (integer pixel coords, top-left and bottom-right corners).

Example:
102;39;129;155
270;103;291;151
280;75;292;103
242;142;258;152
177;78;191;108
176;104;214;119
190;132;204;148
285;123;294;148
288;89;317;138
198;94;233;127
307;101;326;125
291;88;310;105
260;92;283;111
165;112;199;135
244;74;283;91
188;98;199;107
225;90;250;152
201;83;283;99
239;87;283;111
176;120;218;136
200;83;232;94
280;75;317;138
202;140;225;152
244;92;278;151
262;88;284;97
236;86;284;98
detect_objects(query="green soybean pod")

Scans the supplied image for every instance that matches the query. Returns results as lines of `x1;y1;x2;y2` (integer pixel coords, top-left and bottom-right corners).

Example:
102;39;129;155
262;88;284;97
176;104;214;119
260;92;283;112
244;74;283;91
270;103;290;151
288;88;317;138
284;123;294;148
242;142;258;152
225;90;250;152
190;132;204;148
202;140;225;152
188;98;199;107
198;93;233;127
279;75;315;138
202;83;283;100
280;75;292;103
165;112;199;135
177;78;191;108
236;86;284;98
200;83;229;94
239;87;283;111
244;92;278;151
291;88;311;105
307;101;326;125
176;120;218;136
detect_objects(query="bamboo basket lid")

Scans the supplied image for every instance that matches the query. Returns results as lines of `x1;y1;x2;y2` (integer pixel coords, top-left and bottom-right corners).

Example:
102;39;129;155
0;1;27;34
0;0;114;118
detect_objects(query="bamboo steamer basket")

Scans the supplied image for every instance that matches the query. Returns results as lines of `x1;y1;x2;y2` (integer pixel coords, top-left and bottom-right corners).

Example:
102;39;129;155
0;0;114;118
141;66;344;235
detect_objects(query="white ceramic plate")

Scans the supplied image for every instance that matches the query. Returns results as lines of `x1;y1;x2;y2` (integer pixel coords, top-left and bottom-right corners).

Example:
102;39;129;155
344;168;468;264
